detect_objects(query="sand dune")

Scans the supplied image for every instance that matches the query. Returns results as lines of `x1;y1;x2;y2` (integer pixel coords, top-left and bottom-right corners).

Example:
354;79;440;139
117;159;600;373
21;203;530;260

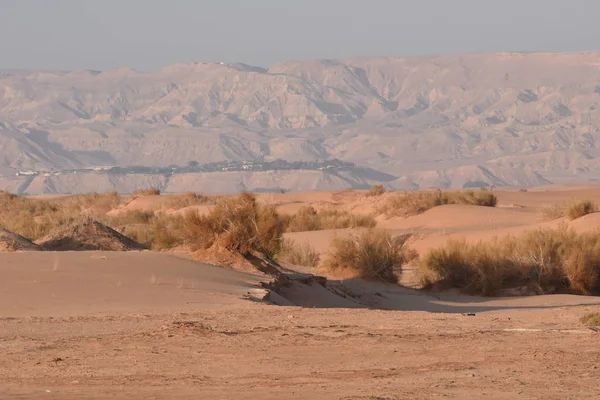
3;186;600;398
0;251;263;317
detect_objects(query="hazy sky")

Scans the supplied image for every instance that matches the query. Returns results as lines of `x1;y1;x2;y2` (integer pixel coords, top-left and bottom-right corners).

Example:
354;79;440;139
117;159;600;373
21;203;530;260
1;0;599;71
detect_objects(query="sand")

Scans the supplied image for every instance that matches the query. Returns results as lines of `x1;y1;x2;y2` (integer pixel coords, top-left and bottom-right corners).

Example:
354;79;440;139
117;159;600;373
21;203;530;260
2;252;600;399
3;185;600;398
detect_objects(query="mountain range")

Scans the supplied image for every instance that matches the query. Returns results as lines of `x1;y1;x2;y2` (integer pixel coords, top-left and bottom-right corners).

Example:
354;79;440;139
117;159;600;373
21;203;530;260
1;51;600;194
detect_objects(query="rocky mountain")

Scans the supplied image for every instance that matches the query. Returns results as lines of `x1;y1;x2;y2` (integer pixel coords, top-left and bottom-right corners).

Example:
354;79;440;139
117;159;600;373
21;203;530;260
1;52;600;194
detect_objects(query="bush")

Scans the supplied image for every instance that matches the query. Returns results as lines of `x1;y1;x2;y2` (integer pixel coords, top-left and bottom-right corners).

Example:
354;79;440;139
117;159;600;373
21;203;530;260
541;200;597;221
0;191;124;240
108;211;186;250
182;192;283;257
418;227;600;296
323;230;416;283
366;184;386;197
378;189;497;218
566;200;597;220
132;187;161;197
162;192;214;209
281;206;377;232
581;313;600;326
276;238;320;268
541;203;567;221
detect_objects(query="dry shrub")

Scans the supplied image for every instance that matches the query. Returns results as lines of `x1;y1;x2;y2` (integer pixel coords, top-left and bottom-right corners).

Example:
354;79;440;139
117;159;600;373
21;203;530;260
37;216;145;251
132;187;161;197
0;191;124;240
277;238;320;268
108;211;186;250
566;200;597;220
581;312;600;326
323;230;416;283
162;192;214;209
541;200;597;221
182;192;283;257
378;189;497;218
366;184;386;197
282;206;377;233
419;227;600;296
541;203;567;220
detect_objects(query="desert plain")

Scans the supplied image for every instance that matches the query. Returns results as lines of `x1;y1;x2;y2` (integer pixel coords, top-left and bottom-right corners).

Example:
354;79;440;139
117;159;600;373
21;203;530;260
2;185;600;399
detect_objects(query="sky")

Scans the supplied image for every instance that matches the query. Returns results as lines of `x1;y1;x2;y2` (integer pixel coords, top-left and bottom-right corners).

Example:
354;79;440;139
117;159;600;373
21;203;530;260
1;0;599;71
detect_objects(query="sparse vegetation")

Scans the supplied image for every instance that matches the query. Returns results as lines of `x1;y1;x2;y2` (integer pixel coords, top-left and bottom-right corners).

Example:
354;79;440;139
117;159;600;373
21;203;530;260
182;192;283;257
366;184;386;197
0;191;123;240
277;238;320;268
418;227;600;296
541;203;567;221
281;206;377;233
323;230;416;283
132;187;161;197
378;189;497;218
108;211;186;250
161;192;214;209
541;200;597;221
566;200;597;220
581;312;600;326
37;216;146;251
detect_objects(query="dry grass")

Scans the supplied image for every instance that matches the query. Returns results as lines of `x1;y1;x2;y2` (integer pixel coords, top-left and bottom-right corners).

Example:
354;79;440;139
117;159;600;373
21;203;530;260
161;192;214;209
37;216;145;251
541;200;597;221
541;203;567;220
323;230;416;283
0;191;124;240
182;192;283;257
276;238;321;268
418;227;600;296
566;200;597;220
378;189;497;218
132;187;161;197
580;312;600;326
281;206;377;232
107;211;186;250
366;184;386;197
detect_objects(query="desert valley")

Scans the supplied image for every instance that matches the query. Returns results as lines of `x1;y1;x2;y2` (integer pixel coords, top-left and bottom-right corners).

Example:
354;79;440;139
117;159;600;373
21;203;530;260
3;45;600;400
2;184;600;399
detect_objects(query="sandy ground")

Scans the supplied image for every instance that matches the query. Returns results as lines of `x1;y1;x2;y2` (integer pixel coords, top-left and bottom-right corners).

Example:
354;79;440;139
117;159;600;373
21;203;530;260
282;187;600;265
2;251;600;399
4;186;600;399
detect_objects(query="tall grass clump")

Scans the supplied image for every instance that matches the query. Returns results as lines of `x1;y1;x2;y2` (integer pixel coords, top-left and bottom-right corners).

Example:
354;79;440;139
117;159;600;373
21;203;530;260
281;206;377;232
132;187;161;197
541;200;597;221
106;210;186;250
378;189;497;218
182;192;283;257
581;313;600;326
0;191;124;240
366;184;386;197
323;230;416;283
276;238;321;268
566;200;597;220
418;227;600;296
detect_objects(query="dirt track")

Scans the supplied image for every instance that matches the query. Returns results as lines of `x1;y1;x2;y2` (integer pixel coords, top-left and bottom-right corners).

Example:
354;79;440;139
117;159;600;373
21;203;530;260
2;252;600;399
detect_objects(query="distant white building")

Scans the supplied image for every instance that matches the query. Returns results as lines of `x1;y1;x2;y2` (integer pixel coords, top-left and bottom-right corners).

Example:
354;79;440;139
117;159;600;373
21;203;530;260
16;170;37;176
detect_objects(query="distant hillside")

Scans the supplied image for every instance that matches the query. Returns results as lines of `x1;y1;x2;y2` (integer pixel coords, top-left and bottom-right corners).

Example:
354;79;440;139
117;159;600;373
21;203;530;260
1;51;600;193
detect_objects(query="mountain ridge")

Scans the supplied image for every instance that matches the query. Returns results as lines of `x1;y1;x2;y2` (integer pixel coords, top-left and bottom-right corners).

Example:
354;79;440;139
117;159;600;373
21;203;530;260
1;51;600;193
